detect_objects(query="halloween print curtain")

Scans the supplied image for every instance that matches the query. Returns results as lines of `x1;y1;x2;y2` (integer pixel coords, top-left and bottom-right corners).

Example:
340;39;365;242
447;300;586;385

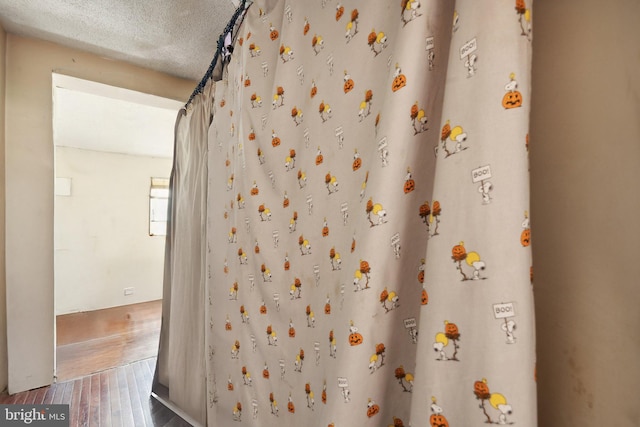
155;0;537;426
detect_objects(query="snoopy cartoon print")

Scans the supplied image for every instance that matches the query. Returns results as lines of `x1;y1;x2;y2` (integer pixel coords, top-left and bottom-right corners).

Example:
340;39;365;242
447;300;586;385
367;29;388;56
460;37;478;77
493;302;517;344
502;73;523;109
471;164;494;204
358;90;374;121
429;396;451;427
433;320;461;361
473;378;514;424
401;0;422;25
451;241;487;281
345;9;359;42
365;197;388;227
440;120;468;157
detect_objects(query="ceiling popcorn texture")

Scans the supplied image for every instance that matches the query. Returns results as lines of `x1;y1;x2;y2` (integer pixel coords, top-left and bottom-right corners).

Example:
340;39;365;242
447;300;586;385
0;0;237;81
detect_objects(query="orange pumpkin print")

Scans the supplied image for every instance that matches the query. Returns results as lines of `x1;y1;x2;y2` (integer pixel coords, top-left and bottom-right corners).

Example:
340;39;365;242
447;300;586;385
343;70;355;93
344;79;354;93
473;378;491;400
303;18;310;35
260;303;267;314
503;73;523;109
502;91;523;109
451;242;467;261
392;64;407;92
429;414;449;427
366;399;380;418
352;149;362;170
520;228;531;246
348;332;363;346
421;288;429;305
444;321;459;339
269;24;279;41
404;179;415;193
263;366;270;379
272;132;281;147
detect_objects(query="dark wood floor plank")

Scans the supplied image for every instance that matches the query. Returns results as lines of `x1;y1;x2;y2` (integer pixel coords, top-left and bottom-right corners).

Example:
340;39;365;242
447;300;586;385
69;379;82;427
52;379;66;404
22;388;38;404
78;376;91;427
42;383;57;404
32;386;49;404
0;360;189;427
89;371;101;426
133;360;154;427
99;371;112;427
116;366;135;427
108;367;123;427
0;301;193;426
61;380;74;405
125;363;147;427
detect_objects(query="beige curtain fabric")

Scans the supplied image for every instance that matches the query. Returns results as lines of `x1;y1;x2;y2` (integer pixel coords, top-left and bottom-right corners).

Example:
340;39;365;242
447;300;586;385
157;0;536;425
154;82;215;425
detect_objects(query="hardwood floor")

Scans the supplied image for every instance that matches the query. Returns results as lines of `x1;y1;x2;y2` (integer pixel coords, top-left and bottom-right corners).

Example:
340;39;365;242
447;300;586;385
0;358;191;427
56;300;162;382
0;301;191;426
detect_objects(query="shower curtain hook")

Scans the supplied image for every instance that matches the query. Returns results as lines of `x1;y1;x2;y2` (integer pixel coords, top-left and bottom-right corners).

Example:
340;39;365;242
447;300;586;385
185;0;250;108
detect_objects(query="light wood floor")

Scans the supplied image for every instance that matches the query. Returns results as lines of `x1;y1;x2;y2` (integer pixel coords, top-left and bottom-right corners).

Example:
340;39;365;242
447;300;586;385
0;300;188;426
56;300;162;382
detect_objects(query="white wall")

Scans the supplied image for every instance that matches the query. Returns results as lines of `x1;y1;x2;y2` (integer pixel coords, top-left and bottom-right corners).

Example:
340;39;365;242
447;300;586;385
4;34;194;394
55;147;171;315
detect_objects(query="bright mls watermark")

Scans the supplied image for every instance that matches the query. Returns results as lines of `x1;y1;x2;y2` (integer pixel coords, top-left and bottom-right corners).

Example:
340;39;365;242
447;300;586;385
0;405;69;426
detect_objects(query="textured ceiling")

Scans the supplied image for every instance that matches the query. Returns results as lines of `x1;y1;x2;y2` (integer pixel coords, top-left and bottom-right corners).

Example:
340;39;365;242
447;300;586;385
0;0;237;81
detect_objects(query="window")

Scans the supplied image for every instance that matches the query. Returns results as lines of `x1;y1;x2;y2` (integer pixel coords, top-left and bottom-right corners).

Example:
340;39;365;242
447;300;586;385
149;177;170;236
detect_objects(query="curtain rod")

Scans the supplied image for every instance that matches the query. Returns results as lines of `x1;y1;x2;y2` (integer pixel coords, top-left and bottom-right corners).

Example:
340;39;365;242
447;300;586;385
185;0;250;108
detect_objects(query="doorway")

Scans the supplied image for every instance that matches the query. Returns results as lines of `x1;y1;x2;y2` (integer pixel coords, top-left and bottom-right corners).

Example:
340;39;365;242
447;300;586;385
52;74;181;381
